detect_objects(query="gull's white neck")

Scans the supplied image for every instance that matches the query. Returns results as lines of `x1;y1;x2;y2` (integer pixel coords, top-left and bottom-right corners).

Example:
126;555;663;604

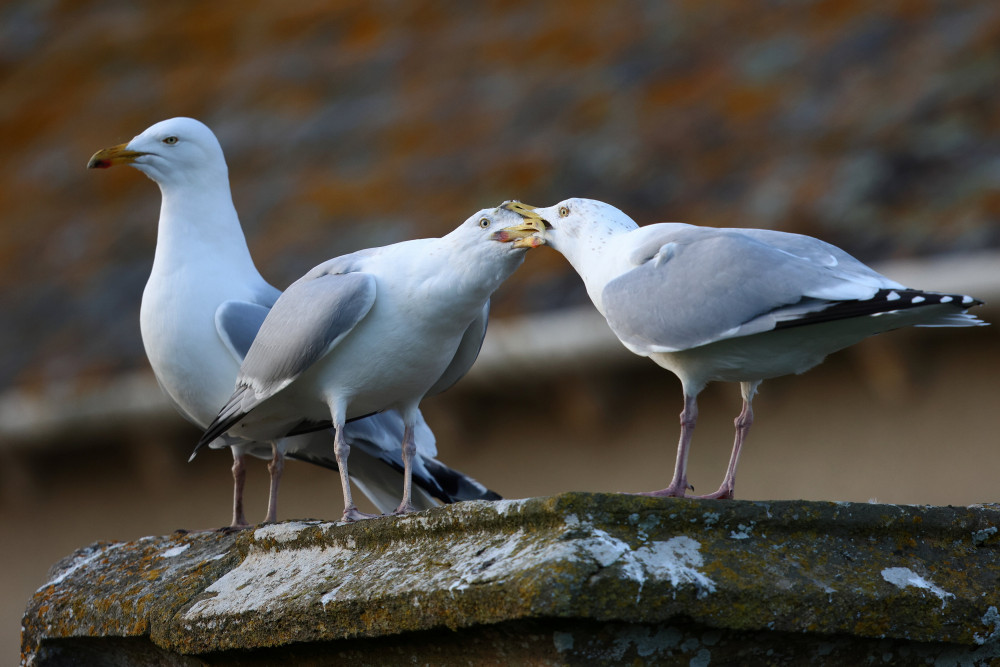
438;231;526;307
151;174;258;280
554;226;639;316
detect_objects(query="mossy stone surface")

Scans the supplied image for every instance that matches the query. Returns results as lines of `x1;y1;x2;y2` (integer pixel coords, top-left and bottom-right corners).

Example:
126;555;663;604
22;493;1000;664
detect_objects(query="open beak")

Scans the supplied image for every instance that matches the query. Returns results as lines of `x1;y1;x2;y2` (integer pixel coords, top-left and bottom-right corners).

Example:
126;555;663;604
491;201;549;249
87;143;147;169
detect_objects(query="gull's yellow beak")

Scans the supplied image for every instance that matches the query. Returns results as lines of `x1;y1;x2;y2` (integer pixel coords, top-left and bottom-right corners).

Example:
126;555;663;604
87;143;147;169
491;201;548;249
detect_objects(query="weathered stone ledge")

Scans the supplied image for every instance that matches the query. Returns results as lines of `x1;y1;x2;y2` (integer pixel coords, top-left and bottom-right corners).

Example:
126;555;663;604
22;493;1000;665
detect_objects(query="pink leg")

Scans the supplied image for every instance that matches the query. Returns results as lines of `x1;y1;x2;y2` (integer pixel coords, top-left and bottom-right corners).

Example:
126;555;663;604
334;425;377;523
230;449;250;529
694;381;758;500
393;423;417;515
262;443;284;524
635;393;698;498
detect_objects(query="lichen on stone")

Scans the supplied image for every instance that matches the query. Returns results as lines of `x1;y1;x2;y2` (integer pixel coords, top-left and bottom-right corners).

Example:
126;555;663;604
21;493;1000;664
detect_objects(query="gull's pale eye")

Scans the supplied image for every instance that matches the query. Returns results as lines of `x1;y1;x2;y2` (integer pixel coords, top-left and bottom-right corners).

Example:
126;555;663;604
558;206;570;218
163;136;179;145
479;217;491;229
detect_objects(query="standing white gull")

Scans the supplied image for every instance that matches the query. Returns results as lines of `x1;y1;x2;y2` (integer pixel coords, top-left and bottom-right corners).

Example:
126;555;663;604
196;202;539;521
87;117;499;527
501;198;986;499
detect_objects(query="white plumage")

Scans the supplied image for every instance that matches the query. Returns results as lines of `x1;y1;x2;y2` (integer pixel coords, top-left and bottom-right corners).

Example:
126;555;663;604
88;117;499;526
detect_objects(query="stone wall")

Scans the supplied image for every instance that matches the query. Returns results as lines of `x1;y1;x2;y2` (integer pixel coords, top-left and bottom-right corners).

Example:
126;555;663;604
23;493;1000;664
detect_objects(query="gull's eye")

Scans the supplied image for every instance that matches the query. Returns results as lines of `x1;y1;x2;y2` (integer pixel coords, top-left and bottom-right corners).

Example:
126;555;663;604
163;136;179;145
558;206;570;218
479;217;491;229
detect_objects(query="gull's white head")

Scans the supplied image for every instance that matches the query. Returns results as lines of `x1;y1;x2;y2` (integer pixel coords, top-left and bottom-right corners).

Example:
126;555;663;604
534;198;638;247
447;201;545;258
433;201;542;291
87;117;228;188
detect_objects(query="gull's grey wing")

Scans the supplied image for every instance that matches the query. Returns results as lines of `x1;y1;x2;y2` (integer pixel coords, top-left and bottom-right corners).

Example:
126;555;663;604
215;300;272;362
240;270;376;394
194;296;281;454
602;227;896;354
226;258;373;383
426;300;490;397
732;228;902;290
195;271;376;451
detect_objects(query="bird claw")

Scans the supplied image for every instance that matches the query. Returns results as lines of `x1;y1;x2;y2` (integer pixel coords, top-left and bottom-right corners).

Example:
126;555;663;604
690;487;735;500
217;523;252;534
629;484;734;500
392;502;417;516
630;489;686;498
628;482;693;498
340;506;379;523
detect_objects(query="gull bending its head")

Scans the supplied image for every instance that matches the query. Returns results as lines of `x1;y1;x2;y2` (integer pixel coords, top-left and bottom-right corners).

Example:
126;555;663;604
501;197;985;500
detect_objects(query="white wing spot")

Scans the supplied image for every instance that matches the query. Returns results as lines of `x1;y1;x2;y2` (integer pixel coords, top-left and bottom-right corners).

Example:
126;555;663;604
886;291;900;301
911;296;925;304
962;295;973;304
940;296;953;303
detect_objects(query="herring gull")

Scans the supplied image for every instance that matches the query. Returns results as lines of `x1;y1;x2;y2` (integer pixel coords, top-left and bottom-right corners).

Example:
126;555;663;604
195;201;539;521
87;117;500;526
501;197;986;499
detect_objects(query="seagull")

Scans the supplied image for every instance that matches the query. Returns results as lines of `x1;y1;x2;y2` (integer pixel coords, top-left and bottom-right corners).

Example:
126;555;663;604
501;198;987;499
87;117;500;527
195;202;539;522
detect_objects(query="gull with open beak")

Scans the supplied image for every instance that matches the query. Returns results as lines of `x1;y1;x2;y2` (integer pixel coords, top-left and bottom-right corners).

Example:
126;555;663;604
196;201;540;521
499;197;985;500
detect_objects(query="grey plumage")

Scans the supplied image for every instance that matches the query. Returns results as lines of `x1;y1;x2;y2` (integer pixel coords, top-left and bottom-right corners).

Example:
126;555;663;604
507;197;985;501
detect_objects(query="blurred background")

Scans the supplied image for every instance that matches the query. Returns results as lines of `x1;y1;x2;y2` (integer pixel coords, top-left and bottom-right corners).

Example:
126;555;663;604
3;0;1000;660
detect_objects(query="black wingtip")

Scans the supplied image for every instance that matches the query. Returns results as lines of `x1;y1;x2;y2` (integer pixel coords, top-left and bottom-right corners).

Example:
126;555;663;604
775;288;985;330
192;410;247;461
419;457;503;504
191;384;261;461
